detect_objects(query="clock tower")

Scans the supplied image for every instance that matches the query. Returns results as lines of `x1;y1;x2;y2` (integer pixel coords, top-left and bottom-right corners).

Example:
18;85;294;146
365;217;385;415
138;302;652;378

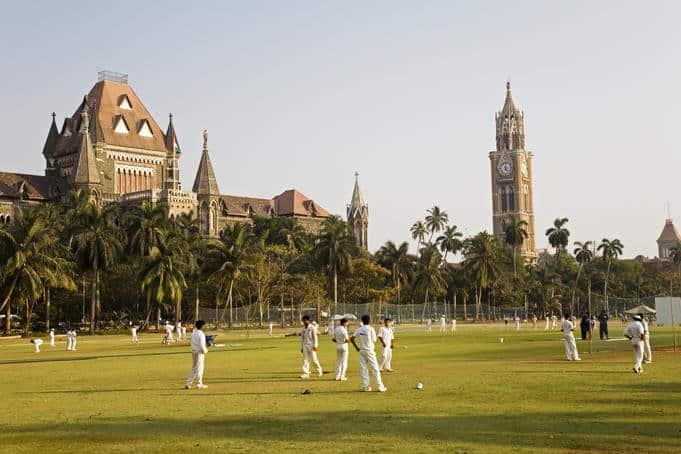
489;82;537;260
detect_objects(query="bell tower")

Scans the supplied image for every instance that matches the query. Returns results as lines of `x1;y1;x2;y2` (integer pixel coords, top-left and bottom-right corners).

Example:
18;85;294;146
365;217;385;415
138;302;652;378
489;82;537;260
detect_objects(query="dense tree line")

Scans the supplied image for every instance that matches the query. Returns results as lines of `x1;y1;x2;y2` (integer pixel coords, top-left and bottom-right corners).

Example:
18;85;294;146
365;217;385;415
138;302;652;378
1;193;679;336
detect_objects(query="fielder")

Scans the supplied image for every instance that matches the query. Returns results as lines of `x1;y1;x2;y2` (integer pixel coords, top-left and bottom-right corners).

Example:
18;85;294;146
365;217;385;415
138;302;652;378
31;338;43;353
268;322;273;336
515;316;521;332
165;322;175;343
639;313;652;364
378;318;395;372
176;322;182;341
551;314;558;330
131;326;139;343
300;315;323;379
439;315;446;332
426;318;432;333
560;314;581;361
532;315;537;329
624;315;645;373
66;330;77;351
332;318;349;381
451;318;457;333
185;320;209;389
49;328;56;347
544;316;550;331
350;315;387;392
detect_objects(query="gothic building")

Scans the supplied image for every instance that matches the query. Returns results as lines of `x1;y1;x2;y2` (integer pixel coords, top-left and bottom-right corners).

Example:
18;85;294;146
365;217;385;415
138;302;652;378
489;82;537;260
657;218;681;259
347;173;368;250
0;71;331;233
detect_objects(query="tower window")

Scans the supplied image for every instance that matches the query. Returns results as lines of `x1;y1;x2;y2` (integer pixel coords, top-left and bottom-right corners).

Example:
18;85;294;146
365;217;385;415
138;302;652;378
118;95;132;110
500;188;507;212
113;115;129;134
138;119;153;138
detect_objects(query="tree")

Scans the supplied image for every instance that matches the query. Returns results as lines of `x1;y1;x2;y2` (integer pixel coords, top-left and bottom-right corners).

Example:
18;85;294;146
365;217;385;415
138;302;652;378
125;201;168;257
278;218;309;252
313;216;354;313
425;206;448;242
546;217;570;260
437;225;463;264
571;241;594;314
376;241;414;304
410;221;427;252
597;238;623;312
414;244;445;318
670;241;681;279
69;203;124;334
503;216;528;275
463;232;501;321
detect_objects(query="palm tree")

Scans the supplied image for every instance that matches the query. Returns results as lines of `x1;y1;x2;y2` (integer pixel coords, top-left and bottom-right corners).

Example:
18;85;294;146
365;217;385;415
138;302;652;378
279;219;309;252
670;241;681;279
546;217;570;260
463;232;501;321
503;216;528;275
414;244;445;318
174;212;205;322
410;221;427;252
571;241;594;314
597;238;623;313
126;201;168;257
425;206;448;242
376;241;414;305
436;225;463;264
313;216;354;313
69;203;124;334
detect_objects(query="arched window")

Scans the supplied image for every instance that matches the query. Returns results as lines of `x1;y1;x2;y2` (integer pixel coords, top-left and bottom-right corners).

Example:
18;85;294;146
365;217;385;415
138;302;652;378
500;188;507;212
508;187;516;211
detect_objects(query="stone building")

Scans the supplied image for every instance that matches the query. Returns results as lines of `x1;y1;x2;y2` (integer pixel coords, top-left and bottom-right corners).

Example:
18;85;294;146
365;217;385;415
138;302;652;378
0;71;332;233
657;218;681;259
489;82;537;261
347;173;368;250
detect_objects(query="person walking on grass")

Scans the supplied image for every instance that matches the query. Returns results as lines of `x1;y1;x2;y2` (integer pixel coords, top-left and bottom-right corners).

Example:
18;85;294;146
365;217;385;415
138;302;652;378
561;313;581;361
332;318;350;381
49;328;55;347
31;338;43;353
185;320;208;389
544;315;550;331
426;318;432;333
300;315;322;379
131;325;139;343
624;315;645;373
268;321;273;336
598;310;609;340
439;315;446;333
451;318;457;333
378;318;395;372
639;313;652;364
532;315;537;329
350;315;387;392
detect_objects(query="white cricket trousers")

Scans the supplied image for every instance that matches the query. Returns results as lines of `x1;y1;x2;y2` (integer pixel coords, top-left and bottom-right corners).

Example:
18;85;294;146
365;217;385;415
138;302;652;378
186;352;205;386
335;345;348;379
632;341;644;371
302;345;322;375
643;334;652;363
359;349;384;389
563;334;580;360
379;346;392;370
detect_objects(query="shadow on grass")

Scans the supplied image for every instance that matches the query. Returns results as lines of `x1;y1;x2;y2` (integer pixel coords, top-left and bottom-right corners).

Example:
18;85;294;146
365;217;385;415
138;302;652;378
2;411;680;451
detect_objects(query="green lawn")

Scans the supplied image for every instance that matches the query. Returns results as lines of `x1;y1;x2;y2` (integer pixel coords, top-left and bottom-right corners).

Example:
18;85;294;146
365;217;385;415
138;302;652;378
1;323;681;453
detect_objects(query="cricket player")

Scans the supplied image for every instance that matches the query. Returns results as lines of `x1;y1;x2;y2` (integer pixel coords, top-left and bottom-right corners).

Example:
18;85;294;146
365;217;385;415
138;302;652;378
532;315;537;329
426;318;432;333
300;315;323;379
31;338;43;353
268;322;273;336
350;315;387;392
515;316;521;332
332;318;350;381
439;315;446;332
451;318;457;333
544;316;550;331
181;324;187;339
639;313;652;364
560;313;581;361
165;322;175;343
185;320;209;389
66;330;77;351
176;322;182;341
49;328;56;347
624;315;645;373
131;326;139;343
65;330;72;351
551;314;558;330
378;318;395;372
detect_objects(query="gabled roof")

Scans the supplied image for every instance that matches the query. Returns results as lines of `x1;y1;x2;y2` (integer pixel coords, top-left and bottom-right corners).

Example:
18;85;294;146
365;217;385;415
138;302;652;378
0;172;50;200
272;189;331;218
219;195;274;218
657;219;681;243
54;80;168;157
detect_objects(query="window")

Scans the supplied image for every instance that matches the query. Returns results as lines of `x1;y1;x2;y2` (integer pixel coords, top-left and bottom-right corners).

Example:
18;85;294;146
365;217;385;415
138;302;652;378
119;95;132;110
113;115;129;134
500;188;507;212
138;119;153;138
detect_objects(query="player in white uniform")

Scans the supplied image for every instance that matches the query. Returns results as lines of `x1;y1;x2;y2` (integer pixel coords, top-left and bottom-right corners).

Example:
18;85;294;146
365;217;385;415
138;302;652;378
181;324;187;340
439;315;446;332
66;330;77;351
176;322;182;341
624;316;646;373
268;322;273;336
639;313;652;364
532;315;537;329
378;318;395;372
426;318;432;333
351;315;387;392
332;318;350;381
514;316;521;332
551;314;558;330
31;338;43;353
560;314;581;361
300;315;323;379
165;322;175;343
131;326;139;343
451;318;457;333
544;316;550;331
49;329;56;347
185;320;209;389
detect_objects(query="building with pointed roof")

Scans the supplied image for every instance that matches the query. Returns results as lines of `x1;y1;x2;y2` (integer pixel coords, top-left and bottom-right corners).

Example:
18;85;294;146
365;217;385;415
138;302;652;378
657;218;681;259
0;71;332;235
347;173;369;250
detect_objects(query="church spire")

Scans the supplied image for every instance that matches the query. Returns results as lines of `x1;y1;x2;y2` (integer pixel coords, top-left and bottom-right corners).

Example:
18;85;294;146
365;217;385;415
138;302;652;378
72;107;101;186
350;171;364;210
346;172;368;250
495;81;525;151
42;112;59;160
164;113;181;190
192;129;220;195
165;113;180;155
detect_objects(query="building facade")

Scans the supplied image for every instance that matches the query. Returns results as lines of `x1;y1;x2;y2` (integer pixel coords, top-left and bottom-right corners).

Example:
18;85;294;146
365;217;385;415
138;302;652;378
347;173;368;250
0;71;332;233
657;218;681;259
489;82;537;260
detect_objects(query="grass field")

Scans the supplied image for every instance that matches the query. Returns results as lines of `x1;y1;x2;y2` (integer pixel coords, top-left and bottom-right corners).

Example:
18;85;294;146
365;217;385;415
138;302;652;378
1;323;681;453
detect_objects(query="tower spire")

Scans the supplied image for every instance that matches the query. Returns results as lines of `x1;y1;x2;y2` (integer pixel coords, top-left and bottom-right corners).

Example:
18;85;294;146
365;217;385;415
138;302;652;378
72;107;101;186
192;128;219;195
347;172;368;250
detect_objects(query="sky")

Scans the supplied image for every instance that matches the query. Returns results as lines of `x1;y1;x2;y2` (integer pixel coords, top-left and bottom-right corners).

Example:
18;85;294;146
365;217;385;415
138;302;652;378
1;0;680;258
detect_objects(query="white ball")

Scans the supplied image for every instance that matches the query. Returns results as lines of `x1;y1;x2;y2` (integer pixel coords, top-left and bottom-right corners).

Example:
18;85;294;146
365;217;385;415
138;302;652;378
415;382;423;390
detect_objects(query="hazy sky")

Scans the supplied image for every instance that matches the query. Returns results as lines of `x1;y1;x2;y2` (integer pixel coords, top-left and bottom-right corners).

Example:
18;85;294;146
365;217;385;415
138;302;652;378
1;1;680;257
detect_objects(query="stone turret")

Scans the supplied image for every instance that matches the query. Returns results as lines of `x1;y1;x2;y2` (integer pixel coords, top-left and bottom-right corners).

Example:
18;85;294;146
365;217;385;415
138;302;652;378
71;107;102;201
193;130;220;236
347;172;368;250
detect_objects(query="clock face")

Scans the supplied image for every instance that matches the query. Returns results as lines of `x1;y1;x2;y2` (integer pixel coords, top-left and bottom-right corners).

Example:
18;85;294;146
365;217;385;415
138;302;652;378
498;161;512;176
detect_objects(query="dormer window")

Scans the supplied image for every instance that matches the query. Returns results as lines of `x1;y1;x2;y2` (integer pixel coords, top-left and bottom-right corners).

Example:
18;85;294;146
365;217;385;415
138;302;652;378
138;119;153;138
118;95;132;110
113;115;129;134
